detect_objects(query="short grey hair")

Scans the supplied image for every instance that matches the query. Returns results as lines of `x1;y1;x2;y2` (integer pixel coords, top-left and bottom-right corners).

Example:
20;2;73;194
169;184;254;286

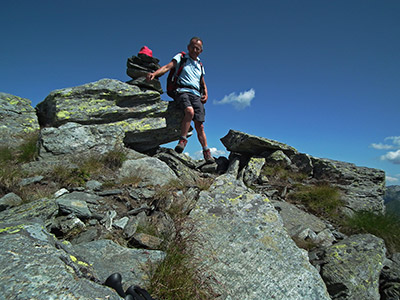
189;37;203;48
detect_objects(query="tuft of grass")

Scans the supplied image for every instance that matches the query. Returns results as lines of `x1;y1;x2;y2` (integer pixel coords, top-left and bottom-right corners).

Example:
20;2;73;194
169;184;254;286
195;177;214;191
50;165;90;187
155;177;214;201
147;177;217;299
18;184;57;204
136;223;158;237
47;148;129;188
16;132;39;163
0;131;39;164
154;179;187;202
102;148;127;170
342;211;400;254
120;175;142;187
0;164;23;196
288;183;344;217
147;229;216;300
0;146;14;163
78;155;104;175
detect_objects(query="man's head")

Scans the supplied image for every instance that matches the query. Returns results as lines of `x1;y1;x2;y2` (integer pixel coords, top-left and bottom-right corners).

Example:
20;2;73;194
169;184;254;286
187;37;203;59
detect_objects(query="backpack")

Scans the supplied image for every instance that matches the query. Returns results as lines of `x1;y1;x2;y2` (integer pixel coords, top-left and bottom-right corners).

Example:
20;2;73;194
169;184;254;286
166;51;204;99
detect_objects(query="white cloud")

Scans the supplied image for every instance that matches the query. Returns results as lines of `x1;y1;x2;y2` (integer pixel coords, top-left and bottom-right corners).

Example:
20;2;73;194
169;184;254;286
192;147;228;160
385;136;400;147
386;175;399;183
213;89;255;110
370;143;394;150
371;136;400;165
381;149;400;164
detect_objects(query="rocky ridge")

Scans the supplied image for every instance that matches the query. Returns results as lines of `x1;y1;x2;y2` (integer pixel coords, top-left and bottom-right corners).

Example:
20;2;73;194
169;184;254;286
0;52;398;299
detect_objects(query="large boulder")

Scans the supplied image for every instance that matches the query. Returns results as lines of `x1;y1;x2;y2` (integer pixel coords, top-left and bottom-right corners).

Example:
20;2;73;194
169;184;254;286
39;122;126;158
36;79;185;153
321;234;386;300
0;92;39;145
119;157;178;187
188;173;331;299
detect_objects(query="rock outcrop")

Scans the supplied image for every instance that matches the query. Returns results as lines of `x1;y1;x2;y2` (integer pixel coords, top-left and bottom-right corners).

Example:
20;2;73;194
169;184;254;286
221;129;386;214
1;75;398;299
0;92;39;145
35;79;186;153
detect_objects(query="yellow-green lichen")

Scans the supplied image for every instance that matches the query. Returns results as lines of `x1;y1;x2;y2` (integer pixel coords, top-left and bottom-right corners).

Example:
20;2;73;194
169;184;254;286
9;99;20;106
228;194;243;205
56;110;72;120
69;255;90;267
0;224;25;234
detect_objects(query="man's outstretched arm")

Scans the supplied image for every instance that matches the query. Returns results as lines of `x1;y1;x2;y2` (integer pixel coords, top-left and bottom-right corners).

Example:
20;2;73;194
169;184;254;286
146;60;176;81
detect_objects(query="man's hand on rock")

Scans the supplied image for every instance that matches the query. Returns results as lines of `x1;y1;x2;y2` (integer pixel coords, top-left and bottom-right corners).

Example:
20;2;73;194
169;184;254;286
146;73;155;82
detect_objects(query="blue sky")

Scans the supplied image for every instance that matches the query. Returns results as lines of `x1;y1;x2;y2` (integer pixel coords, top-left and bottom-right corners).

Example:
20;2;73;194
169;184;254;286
1;0;399;185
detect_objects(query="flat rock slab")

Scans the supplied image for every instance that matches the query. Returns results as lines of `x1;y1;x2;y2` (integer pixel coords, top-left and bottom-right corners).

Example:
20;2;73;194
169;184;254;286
188;174;330;300
220;129;297;155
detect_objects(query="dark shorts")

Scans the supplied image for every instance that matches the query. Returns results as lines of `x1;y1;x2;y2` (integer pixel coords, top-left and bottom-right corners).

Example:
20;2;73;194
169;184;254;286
175;92;205;123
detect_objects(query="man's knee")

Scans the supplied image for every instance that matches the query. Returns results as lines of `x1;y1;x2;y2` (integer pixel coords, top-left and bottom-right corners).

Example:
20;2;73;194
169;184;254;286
184;106;194;118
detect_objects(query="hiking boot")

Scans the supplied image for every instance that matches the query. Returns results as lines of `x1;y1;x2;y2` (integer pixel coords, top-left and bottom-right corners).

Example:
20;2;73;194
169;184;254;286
174;139;187;153
203;149;215;164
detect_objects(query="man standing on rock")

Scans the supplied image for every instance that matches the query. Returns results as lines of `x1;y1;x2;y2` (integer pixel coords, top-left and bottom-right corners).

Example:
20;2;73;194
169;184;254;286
146;37;214;163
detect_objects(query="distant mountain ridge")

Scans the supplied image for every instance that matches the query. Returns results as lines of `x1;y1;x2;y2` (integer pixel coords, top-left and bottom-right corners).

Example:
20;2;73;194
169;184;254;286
385;185;400;217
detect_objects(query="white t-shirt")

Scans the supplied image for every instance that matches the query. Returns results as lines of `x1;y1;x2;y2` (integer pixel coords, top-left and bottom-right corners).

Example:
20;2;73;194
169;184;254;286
172;53;205;96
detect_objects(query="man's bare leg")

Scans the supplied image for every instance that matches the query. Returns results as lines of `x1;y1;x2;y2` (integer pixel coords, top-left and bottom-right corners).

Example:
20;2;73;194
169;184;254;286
195;120;214;163
194;120;207;148
181;106;194;138
175;106;194;153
